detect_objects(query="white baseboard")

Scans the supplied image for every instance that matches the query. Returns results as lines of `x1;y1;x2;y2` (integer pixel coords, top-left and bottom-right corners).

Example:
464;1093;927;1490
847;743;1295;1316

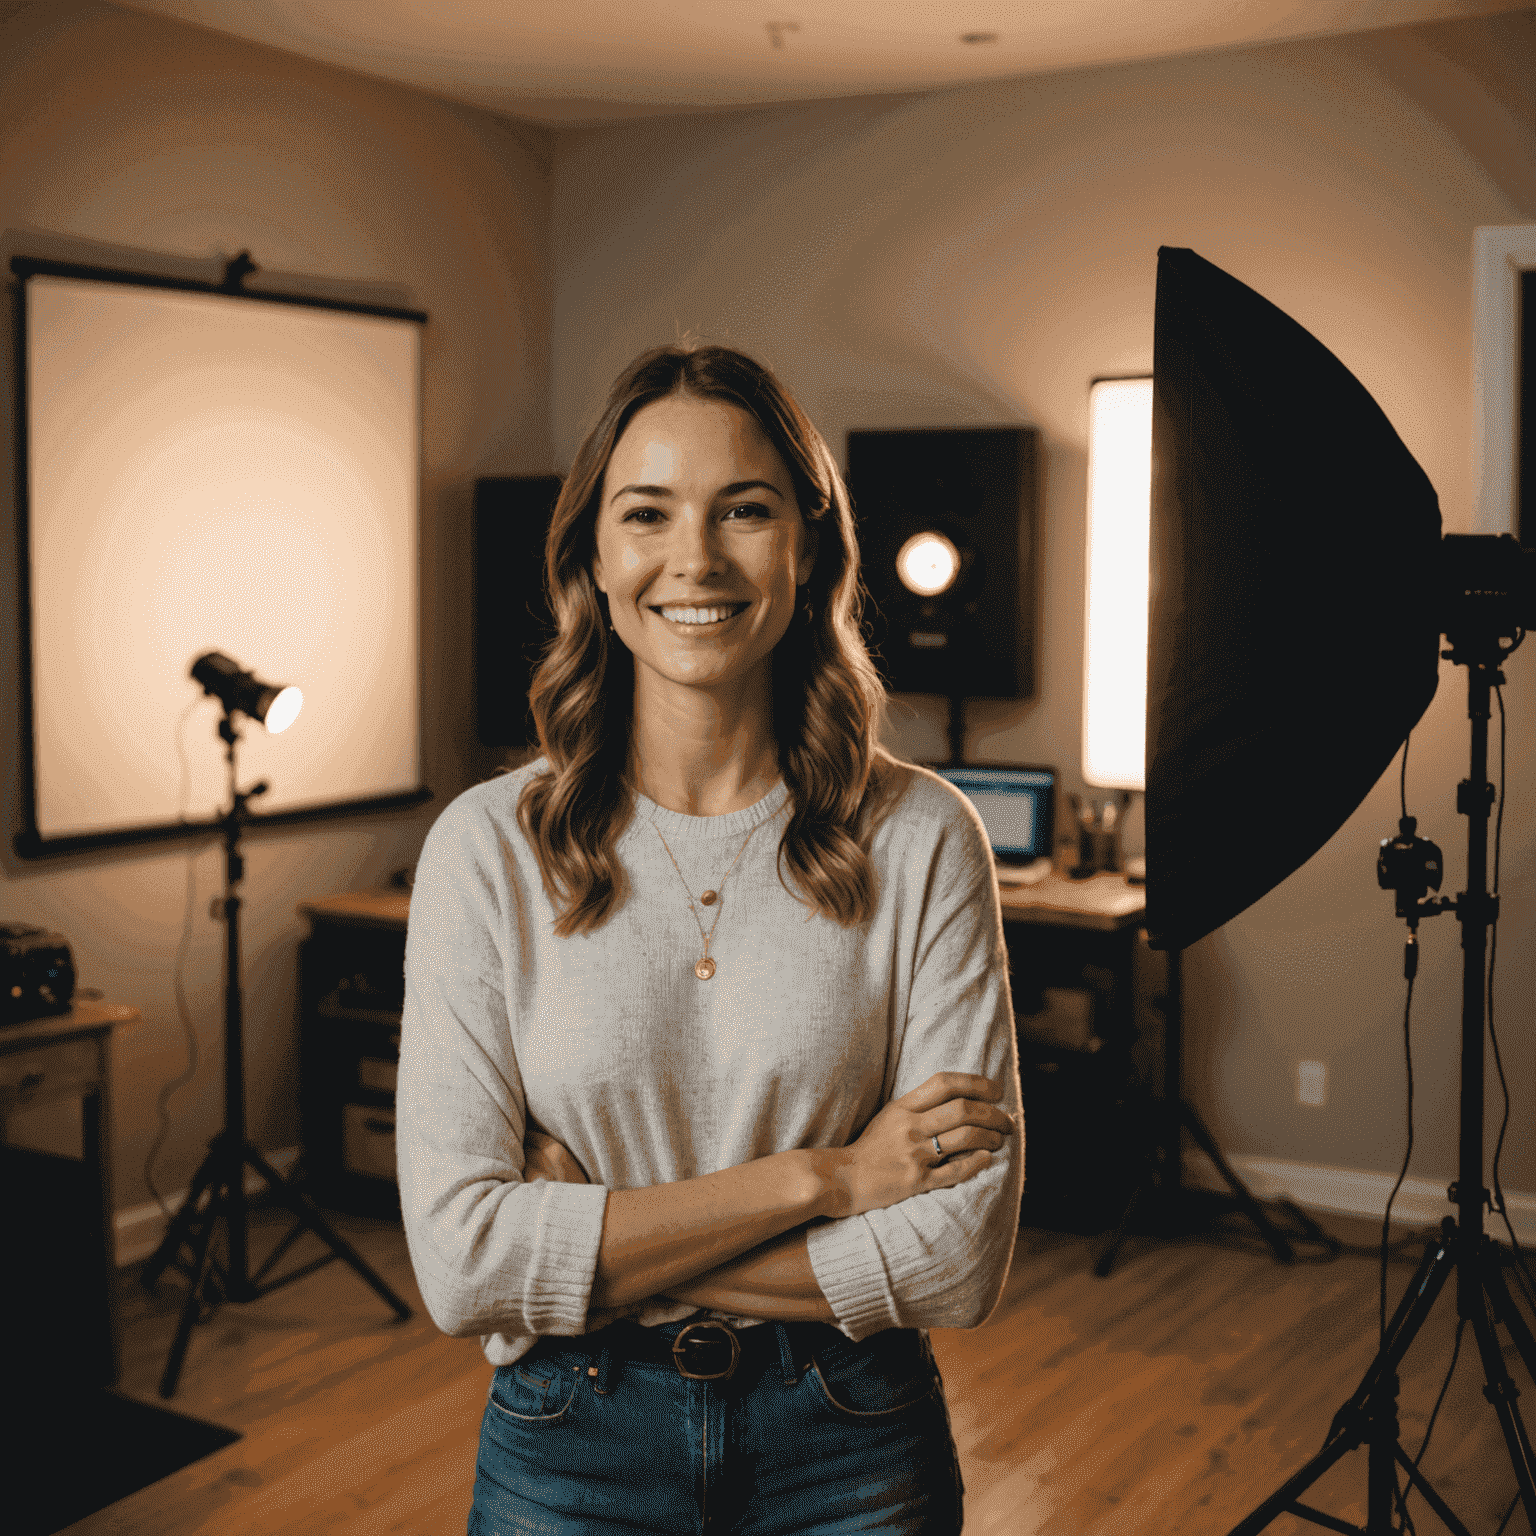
114;1145;302;1268
1184;1148;1536;1248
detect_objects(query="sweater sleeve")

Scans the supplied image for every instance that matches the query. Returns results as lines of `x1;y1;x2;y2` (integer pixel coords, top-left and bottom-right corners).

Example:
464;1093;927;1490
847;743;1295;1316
805;791;1023;1339
395;791;609;1341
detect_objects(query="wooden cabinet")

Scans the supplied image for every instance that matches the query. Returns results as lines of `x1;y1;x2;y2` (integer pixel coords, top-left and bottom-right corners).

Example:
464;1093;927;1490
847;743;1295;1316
297;892;408;1216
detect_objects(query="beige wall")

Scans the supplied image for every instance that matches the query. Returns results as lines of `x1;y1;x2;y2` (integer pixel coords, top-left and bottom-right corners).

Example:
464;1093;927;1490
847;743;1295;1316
0;0;552;1212
549;14;1536;1193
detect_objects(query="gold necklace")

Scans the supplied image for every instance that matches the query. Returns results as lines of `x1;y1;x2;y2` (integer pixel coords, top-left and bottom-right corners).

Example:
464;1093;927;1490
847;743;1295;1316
651;817;762;980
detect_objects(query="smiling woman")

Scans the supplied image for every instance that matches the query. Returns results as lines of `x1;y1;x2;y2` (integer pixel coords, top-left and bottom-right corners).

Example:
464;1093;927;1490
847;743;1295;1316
396;343;1024;1535
594;395;815;718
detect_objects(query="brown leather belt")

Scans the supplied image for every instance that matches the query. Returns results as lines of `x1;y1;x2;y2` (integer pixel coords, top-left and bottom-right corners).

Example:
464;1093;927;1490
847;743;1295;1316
530;1318;843;1383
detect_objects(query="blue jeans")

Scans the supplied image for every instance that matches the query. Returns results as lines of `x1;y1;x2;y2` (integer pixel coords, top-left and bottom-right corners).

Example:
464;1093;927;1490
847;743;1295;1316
467;1319;965;1534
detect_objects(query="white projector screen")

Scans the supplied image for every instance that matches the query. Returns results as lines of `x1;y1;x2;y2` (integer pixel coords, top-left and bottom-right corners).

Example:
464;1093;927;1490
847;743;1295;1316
15;260;428;855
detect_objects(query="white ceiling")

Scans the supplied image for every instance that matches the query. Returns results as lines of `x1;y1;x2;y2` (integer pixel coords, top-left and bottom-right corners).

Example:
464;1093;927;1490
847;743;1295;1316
108;0;1531;125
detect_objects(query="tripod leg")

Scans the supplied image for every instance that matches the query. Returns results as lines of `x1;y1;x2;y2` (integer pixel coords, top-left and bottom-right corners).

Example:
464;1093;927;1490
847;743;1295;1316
243;1143;412;1320
1328;1231;1449;1443
158;1183;221;1399
140;1146;219;1292
1229;1232;1460;1536
1094;1181;1143;1278
1225;1425;1359;1536
1483;1238;1536;1385
1180;1102;1294;1263
1388;1443;1478;1536
1467;1286;1536;1531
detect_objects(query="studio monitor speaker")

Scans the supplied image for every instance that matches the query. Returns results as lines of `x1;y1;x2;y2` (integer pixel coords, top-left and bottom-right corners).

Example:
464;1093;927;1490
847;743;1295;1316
475;475;562;747
847;427;1037;698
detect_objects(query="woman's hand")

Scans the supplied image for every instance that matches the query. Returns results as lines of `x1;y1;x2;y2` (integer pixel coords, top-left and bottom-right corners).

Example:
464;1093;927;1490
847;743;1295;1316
523;1128;590;1185
818;1071;1016;1219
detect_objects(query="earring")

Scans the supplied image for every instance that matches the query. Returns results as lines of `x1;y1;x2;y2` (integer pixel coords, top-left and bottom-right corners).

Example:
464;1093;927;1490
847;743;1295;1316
800;587;814;626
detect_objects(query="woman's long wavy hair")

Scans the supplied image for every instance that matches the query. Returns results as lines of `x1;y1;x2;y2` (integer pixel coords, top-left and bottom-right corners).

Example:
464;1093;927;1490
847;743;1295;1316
517;342;894;938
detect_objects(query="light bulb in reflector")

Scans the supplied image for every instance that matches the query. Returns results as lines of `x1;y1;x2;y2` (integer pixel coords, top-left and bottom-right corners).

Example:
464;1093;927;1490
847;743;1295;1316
1082;377;1152;791
896;531;961;597
264;686;303;733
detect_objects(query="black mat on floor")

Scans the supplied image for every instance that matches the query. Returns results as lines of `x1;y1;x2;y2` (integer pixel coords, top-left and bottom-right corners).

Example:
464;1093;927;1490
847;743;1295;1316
13;1388;242;1536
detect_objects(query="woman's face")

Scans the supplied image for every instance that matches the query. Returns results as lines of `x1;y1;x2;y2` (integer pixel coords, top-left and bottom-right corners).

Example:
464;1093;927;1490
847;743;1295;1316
593;393;817;701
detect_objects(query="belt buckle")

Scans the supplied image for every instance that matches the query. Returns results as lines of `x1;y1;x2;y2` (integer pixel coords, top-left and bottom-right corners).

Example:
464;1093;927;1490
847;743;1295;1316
671;1320;741;1381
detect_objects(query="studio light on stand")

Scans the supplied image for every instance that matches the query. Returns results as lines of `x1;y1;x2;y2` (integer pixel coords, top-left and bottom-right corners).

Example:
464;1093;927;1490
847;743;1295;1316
141;651;410;1399
1143;248;1535;1535
1080;376;1316;1279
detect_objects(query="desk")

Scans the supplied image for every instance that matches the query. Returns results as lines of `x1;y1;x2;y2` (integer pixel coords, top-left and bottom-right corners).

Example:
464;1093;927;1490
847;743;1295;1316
998;872;1150;1232
1;1000;139;1391
998;868;1146;931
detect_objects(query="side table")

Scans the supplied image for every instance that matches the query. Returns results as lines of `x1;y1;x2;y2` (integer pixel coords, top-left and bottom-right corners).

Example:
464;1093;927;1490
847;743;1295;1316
0;1000;140;1391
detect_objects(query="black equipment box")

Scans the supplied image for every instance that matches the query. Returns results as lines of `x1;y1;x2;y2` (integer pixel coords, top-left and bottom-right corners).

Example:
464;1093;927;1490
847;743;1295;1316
0;923;76;1026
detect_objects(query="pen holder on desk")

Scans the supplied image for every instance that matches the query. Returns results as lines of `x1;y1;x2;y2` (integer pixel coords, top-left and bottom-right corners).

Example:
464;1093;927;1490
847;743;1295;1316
1068;792;1126;879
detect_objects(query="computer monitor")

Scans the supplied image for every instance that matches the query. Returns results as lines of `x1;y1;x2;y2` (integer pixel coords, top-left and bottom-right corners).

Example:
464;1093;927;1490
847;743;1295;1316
930;764;1056;868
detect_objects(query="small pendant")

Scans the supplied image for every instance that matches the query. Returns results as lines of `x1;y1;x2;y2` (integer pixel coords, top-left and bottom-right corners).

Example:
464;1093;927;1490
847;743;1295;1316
700;890;717;906
694;956;716;980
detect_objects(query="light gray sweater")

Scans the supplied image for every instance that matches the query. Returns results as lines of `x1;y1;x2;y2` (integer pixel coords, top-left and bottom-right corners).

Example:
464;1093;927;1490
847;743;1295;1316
396;756;1023;1366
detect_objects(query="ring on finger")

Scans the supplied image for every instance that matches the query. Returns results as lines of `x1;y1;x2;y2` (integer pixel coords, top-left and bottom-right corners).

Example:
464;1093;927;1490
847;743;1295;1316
932;1134;945;1158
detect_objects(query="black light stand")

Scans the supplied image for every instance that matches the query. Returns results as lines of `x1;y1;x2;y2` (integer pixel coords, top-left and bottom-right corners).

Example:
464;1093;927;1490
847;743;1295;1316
1229;616;1536;1536
1093;946;1331;1277
141;701;411;1400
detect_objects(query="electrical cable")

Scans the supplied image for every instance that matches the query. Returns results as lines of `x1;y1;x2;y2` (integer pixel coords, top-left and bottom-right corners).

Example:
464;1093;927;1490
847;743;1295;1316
1393;1315;1466;1534
1381;733;1417;1346
1381;968;1416;1345
1485;682;1534;1297
141;694;216;1221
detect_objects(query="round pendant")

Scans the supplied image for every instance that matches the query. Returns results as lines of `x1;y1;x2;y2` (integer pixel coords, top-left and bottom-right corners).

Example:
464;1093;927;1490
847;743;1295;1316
700;890;717;906
694;956;716;980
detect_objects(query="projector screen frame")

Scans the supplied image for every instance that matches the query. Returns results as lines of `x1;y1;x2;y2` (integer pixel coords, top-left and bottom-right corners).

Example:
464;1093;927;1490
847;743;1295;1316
10;252;433;860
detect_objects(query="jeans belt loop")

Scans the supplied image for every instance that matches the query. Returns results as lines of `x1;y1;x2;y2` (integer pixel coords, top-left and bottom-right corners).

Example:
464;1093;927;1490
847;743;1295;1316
774;1321;797;1385
670;1320;741;1381
594;1343;616;1395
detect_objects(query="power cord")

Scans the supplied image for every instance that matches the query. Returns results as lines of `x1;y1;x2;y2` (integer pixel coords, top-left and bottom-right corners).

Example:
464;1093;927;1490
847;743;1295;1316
141;693;216;1222
1486;682;1534;1297
1381;732;1418;1346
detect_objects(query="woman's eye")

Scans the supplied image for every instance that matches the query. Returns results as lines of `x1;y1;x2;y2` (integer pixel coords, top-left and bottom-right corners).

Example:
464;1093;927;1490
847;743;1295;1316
724;502;770;521
621;507;663;525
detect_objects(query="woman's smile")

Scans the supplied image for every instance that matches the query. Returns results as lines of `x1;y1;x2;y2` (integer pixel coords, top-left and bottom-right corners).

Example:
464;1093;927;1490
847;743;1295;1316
651;600;750;629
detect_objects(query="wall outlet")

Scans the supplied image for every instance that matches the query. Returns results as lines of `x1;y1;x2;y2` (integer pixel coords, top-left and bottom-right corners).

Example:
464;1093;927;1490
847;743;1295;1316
1297;1059;1328;1108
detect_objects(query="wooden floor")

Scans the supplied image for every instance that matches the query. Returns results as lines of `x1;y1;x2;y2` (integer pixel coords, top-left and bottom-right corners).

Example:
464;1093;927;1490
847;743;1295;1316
57;1203;1531;1535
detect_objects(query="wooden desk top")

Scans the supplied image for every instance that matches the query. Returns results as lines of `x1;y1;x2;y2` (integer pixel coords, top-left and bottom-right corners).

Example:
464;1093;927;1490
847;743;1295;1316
0;999;141;1052
997;869;1145;932
298;889;411;929
296;877;1144;935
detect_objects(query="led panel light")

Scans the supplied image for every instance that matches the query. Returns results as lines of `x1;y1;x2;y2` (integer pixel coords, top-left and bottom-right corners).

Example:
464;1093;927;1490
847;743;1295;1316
1082;377;1152;791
